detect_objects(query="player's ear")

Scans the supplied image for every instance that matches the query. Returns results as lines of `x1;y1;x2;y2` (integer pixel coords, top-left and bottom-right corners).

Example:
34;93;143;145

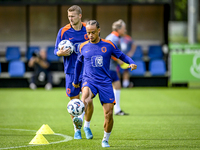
98;28;101;34
79;14;82;19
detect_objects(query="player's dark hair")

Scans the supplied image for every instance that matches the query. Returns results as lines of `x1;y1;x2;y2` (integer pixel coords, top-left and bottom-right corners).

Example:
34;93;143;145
86;20;100;29
68;5;82;14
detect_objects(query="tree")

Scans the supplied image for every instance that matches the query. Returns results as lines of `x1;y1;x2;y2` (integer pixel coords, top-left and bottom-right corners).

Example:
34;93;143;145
173;0;187;21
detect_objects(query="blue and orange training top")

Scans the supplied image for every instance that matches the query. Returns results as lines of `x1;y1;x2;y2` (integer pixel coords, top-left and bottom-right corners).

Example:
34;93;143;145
54;22;89;74
75;39;123;84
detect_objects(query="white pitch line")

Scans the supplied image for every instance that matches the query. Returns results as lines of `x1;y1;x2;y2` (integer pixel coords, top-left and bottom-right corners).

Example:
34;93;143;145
0;128;73;150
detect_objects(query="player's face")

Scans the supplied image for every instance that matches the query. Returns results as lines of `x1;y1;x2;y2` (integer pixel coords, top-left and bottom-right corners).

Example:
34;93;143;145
118;25;126;36
86;25;100;43
68;11;81;26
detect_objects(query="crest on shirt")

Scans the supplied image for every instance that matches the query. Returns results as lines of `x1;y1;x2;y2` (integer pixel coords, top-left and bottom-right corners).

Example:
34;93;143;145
101;47;107;53
91;55;103;67
84;34;89;40
67;88;71;95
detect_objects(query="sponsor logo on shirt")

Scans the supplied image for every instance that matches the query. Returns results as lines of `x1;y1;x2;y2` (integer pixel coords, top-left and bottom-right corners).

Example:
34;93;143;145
91;55;103;67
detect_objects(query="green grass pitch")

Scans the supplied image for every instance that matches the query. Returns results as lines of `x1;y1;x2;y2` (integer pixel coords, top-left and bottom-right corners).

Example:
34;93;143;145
0;87;200;150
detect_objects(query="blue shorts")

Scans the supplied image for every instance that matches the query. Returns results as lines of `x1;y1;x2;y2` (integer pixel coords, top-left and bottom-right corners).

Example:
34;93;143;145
109;70;119;82
82;80;116;105
65;74;82;97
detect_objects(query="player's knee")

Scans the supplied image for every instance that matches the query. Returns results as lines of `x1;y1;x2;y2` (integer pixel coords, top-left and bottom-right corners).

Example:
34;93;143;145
87;98;93;105
104;110;113;121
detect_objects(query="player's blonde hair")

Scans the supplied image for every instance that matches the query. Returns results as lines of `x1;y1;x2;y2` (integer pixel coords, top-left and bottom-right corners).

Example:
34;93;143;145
68;5;82;14
112;19;126;31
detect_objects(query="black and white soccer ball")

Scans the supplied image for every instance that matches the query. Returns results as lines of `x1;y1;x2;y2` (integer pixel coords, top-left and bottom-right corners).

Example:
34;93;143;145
67;99;85;117
58;40;74;56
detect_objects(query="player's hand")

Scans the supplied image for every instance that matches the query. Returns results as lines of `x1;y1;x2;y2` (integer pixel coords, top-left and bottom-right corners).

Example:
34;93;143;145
129;64;137;71
72;82;80;88
59;46;71;56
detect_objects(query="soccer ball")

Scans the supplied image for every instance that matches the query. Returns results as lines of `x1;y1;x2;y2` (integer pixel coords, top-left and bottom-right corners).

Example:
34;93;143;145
67;99;85;117
58;40;74;56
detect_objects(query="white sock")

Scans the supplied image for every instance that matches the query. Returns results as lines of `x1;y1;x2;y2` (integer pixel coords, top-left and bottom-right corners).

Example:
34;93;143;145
78;111;85;121
113;89;121;113
123;79;129;88
84;120;90;128
103;131;111;142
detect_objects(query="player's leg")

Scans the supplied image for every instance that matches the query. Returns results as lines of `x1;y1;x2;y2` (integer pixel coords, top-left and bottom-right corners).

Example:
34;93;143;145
70;95;83;130
110;70;122;115
102;103;114;147
122;69;133;88
122;69;129;87
65;74;83;139
112;71;129;116
83;102;93;140
103;103;114;132
83;95;93;139
97;83;115;147
81;85;95;139
81;86;94;121
112;80;121;114
70;95;83;139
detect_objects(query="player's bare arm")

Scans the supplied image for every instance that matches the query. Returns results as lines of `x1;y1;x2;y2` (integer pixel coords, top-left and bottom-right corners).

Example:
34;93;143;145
57;46;72;56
